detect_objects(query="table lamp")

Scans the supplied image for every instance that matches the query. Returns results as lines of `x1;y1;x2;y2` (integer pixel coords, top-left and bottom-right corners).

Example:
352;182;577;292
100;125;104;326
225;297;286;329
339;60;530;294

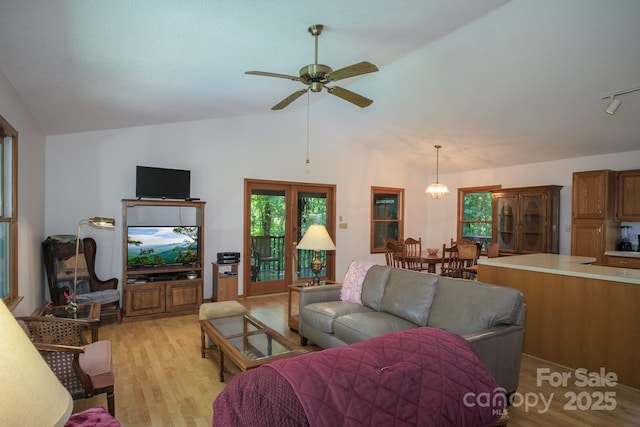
73;217;116;302
0;299;73;426
297;224;336;285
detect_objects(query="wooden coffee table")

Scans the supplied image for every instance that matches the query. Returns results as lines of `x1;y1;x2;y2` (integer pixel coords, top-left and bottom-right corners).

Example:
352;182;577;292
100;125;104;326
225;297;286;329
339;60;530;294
32;302;101;342
200;314;307;382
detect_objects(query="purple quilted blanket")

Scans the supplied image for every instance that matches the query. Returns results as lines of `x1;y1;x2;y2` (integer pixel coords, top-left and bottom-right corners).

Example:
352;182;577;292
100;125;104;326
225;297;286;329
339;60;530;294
213;327;503;427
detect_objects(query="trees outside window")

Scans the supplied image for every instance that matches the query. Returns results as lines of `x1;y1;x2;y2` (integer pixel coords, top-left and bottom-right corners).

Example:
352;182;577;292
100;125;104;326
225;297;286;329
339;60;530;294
458;186;500;252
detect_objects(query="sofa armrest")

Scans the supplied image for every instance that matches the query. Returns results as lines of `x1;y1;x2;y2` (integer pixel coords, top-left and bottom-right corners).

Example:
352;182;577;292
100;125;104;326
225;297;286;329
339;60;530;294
462;324;525;395
298;284;342;308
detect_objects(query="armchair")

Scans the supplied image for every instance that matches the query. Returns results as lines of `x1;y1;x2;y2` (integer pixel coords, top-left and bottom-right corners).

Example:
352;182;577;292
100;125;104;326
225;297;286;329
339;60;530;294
17;316;116;416
43;235;121;321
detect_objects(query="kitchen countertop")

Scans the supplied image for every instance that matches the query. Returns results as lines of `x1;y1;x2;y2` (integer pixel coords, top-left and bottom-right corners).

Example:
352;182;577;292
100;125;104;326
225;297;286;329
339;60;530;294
605;250;640;258
478;253;640;285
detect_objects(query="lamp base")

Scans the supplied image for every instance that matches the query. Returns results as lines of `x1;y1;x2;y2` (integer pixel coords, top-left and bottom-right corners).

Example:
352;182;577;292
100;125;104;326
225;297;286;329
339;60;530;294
310;252;323;285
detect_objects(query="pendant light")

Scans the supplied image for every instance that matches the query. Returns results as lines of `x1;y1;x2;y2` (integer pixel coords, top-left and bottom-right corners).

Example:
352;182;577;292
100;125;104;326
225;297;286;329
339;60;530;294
425;144;450;199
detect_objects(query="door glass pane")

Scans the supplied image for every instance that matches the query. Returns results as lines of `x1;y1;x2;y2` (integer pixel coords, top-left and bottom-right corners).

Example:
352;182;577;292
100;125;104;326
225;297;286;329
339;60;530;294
521;195;543;252
297;191;328;282
497;196;517;251
250;190;285;283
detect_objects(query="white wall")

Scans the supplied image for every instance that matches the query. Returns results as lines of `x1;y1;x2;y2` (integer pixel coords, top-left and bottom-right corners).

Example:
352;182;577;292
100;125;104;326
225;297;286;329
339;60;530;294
423;150;640;255
45;109;417;298
46;104;640;299
0;68;47;316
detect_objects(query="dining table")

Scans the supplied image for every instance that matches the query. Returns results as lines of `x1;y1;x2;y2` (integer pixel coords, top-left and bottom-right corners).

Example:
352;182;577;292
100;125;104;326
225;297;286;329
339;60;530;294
399;251;443;274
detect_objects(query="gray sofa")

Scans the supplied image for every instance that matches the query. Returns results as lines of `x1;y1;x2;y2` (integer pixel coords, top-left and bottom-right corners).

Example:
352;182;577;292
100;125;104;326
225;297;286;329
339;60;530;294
298;265;526;395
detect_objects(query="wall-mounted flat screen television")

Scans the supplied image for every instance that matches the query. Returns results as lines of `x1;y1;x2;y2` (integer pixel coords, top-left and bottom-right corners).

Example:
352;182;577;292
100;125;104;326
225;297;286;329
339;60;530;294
136;166;191;199
127;226;199;268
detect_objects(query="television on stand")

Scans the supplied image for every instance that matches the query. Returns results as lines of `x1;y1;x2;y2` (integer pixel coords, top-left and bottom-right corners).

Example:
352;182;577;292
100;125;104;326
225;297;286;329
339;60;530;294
136;166;191;200
127;226;200;270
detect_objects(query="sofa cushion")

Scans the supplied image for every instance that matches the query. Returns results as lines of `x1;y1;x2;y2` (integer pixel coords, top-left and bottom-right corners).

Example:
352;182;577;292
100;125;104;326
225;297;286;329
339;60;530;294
379;269;438;326
427;276;524;335
340;260;376;304
300;301;374;333
334;312;417;344
360;265;392;311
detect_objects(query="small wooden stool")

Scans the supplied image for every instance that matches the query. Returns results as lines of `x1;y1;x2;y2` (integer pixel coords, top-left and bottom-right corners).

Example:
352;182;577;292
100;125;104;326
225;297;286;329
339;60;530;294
199;301;247;358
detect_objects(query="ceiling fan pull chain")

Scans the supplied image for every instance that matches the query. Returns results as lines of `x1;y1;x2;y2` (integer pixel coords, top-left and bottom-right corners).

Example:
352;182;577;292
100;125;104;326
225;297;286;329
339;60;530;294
306;91;310;164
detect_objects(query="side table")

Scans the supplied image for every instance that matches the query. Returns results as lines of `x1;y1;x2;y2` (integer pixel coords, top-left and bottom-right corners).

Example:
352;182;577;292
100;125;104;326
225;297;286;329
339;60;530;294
287;281;339;331
32;302;102;342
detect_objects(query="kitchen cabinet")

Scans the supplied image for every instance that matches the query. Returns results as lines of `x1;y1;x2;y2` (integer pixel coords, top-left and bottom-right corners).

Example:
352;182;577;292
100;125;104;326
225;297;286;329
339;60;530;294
571;170;618;265
617;169;640;221
492;185;562;254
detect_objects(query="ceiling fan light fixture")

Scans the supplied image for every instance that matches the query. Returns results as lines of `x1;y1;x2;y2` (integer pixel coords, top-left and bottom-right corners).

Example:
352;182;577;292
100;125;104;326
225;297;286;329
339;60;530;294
425;145;449;199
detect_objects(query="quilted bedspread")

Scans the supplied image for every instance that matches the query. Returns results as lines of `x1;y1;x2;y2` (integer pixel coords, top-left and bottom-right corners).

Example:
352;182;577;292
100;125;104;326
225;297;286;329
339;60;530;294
213;327;503;427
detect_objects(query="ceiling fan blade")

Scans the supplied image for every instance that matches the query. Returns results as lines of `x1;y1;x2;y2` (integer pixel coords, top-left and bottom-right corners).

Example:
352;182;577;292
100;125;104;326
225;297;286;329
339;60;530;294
326;86;373;108
325;61;378;81
245;71;300;81
272;88;309;110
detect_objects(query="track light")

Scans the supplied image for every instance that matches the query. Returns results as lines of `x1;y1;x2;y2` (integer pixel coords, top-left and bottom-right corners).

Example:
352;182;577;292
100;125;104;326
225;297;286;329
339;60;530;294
601;86;640;115
604;96;621;115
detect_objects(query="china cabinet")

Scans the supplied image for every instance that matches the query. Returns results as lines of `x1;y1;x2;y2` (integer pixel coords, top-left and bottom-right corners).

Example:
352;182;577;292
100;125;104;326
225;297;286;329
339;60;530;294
492;185;562;254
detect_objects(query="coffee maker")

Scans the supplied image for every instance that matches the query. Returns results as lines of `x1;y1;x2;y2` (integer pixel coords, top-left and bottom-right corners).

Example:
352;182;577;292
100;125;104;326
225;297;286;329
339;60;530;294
617;225;632;251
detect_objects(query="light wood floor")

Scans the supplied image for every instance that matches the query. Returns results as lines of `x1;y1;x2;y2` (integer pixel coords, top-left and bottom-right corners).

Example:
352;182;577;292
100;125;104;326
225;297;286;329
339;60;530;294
74;293;640;426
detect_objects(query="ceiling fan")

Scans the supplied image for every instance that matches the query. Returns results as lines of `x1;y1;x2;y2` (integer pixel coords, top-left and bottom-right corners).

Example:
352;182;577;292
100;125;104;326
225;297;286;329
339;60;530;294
245;24;379;110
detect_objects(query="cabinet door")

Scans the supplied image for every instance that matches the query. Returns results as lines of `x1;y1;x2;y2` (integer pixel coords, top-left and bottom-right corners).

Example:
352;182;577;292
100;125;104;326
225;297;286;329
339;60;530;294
166;281;202;312
494;194;519;253
519;192;546;253
571;222;604;265
572;171;608;219
617;170;640;221
125;283;165;316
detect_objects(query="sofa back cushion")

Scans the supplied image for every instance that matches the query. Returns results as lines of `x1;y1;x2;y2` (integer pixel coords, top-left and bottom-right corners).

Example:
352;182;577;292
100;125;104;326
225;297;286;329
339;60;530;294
380;269;439;326
427;276;524;335
360;265;392;311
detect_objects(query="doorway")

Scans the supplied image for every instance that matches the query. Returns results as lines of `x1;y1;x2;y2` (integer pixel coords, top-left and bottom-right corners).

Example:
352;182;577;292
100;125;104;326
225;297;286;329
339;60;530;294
244;179;336;296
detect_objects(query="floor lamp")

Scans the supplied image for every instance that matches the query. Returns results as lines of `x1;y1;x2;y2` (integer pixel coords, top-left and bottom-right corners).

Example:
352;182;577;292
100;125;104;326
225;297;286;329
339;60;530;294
0;299;73;426
297;224;336;285
73;217;116;302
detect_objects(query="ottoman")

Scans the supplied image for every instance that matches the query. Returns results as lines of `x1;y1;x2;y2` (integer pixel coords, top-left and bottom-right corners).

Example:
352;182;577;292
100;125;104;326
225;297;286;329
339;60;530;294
199;300;247;357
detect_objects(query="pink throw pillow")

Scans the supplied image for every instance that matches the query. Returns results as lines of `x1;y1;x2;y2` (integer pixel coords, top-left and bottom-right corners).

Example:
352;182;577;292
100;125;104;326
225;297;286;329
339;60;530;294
340;260;375;304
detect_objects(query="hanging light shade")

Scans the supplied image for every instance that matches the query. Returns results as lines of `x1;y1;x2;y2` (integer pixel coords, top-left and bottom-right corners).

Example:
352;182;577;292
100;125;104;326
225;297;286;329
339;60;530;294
425;145;450;199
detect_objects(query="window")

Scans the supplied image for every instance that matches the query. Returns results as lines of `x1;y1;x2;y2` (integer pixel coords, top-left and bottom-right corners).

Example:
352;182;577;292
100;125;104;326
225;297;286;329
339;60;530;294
457;186;500;252
0;115;18;309
371;187;404;253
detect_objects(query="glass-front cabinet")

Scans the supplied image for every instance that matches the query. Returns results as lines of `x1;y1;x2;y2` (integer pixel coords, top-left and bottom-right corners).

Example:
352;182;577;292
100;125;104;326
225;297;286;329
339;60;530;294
492;186;562;254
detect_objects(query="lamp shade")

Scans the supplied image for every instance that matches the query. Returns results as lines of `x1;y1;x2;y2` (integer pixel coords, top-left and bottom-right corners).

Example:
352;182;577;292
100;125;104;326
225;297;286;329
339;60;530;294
0;300;73;426
425;182;450;199
297;224;336;250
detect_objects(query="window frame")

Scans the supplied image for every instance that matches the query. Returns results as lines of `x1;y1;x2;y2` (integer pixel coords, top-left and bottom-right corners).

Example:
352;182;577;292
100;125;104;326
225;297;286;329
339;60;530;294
370;186;404;253
0;114;19;309
457;185;500;252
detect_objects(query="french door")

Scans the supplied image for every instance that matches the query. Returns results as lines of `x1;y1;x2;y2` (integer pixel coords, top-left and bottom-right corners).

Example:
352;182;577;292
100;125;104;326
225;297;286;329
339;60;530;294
243;179;336;296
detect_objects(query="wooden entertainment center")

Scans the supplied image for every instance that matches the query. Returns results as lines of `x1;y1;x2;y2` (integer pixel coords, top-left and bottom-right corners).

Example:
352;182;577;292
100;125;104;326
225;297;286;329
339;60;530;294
122;199;205;321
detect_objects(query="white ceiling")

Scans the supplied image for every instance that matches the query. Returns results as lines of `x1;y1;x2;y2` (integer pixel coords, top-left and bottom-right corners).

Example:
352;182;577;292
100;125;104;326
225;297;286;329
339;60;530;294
1;0;639;173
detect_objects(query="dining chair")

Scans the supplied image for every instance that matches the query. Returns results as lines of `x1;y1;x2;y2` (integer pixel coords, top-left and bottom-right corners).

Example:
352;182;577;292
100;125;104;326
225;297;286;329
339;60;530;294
440;244;460;277
403;237;427;271
384;239;405;268
487;242;500;258
18;316;116;416
458;244;479;279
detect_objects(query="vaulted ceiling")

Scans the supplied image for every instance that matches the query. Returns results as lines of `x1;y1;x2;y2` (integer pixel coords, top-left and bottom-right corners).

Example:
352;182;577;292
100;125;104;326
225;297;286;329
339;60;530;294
1;0;639;173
